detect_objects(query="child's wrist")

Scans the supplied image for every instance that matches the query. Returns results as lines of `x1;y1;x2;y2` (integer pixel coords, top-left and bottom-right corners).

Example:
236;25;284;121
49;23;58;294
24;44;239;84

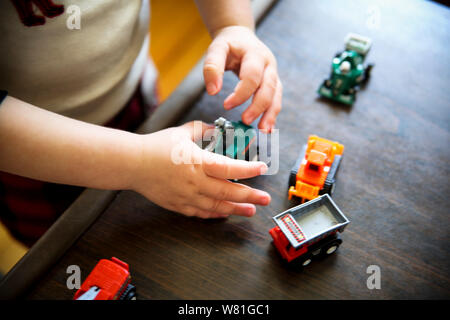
211;25;255;39
107;131;147;192
123;133;147;191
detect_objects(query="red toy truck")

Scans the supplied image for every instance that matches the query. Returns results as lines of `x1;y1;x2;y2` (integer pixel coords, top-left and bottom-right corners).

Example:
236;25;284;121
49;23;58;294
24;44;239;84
269;194;350;268
74;257;136;300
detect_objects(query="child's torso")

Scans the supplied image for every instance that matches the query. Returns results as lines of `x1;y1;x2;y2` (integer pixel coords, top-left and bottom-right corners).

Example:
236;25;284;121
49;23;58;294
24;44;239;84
0;0;151;124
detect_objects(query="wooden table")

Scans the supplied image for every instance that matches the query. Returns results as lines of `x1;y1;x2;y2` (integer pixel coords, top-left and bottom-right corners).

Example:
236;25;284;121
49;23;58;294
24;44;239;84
25;0;450;299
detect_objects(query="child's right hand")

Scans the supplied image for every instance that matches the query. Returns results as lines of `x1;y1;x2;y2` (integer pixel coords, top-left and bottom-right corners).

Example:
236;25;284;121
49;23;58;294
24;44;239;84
130;121;271;219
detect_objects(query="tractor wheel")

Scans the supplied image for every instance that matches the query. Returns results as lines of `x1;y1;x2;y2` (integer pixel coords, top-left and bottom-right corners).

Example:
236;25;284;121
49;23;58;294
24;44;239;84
321;180;335;196
289;170;297;189
120;284;137;300
320;154;341;196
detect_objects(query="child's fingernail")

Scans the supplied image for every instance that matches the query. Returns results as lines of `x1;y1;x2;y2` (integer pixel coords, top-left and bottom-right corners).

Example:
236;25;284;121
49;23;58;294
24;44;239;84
260;164;268;175
270;122;276;133
207;83;216;94
246;205;256;216
224;94;234;109
259;127;269;134
260;192;271;205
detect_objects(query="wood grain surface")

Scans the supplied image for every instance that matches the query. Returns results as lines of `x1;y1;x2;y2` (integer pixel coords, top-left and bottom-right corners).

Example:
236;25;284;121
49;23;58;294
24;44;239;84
25;0;450;299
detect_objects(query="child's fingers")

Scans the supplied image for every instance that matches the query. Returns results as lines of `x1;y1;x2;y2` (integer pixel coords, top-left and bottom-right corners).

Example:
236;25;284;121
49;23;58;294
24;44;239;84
181;121;215;141
202;151;268;180
257;77;283;132
204;39;229;95
199;177;270;206
241;66;278;126
223;53;265;110
194;196;257;217
180;205;229;219
179;205;219;219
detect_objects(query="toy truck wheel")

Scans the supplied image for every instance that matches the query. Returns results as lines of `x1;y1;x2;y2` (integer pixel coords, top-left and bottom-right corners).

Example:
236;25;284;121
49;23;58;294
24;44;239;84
301;257;312;267
365;64;373;78
322;240;341;256
362;64;374;83
323;79;332;88
120;284;137;300
293;254;313;269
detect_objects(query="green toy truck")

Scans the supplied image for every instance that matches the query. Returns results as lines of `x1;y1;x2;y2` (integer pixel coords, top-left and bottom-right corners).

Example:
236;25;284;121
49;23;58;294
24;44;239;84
204;117;258;161
318;33;373;105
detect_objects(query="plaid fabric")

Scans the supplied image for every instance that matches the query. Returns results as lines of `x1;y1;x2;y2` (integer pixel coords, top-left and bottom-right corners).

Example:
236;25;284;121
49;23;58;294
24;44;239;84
0;84;159;247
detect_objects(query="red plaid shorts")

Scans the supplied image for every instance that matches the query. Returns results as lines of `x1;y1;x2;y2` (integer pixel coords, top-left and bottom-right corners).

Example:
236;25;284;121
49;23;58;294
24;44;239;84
0;85;158;247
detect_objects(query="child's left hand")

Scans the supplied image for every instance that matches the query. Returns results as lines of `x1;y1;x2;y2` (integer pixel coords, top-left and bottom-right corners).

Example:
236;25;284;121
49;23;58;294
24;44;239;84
203;26;282;133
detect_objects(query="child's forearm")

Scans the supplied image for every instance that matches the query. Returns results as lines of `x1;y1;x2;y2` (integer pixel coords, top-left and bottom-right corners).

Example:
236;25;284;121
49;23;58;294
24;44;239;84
0;96;272;219
0;96;142;190
194;0;254;36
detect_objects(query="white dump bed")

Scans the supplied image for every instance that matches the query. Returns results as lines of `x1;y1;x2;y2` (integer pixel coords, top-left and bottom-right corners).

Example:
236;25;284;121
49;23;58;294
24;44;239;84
273;194;350;249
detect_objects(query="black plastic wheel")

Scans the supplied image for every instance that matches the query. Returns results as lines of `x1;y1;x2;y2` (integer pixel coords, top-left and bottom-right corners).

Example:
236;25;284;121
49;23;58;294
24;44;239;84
120;284;137;300
321;240;341;256
320;155;342;196
289;145;307;189
363;64;374;83
321;179;335;196
293;254;313;269
289;170;297;189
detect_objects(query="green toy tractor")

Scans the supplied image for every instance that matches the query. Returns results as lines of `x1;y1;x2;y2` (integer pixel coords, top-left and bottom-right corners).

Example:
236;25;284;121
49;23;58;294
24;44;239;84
318;33;374;105
204;117;258;162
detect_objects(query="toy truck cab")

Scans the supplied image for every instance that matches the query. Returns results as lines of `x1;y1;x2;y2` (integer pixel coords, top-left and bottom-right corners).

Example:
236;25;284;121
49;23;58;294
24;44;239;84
74;257;136;300
204;117;258;161
269;194;350;267
318;33;373;104
289;135;344;203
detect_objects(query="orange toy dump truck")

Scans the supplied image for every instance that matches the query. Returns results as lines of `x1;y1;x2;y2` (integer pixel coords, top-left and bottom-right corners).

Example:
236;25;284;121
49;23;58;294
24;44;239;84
288;135;344;203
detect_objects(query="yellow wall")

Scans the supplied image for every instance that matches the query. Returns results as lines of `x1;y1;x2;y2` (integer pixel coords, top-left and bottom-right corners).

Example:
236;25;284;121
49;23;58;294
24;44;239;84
150;0;211;101
0;224;27;275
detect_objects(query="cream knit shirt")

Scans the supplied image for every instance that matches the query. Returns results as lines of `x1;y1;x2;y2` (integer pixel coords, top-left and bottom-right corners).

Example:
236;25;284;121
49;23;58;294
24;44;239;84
0;0;155;125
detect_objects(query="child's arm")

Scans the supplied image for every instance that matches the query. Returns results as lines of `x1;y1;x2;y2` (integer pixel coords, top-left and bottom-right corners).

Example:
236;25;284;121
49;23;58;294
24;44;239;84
195;0;282;133
0;96;270;218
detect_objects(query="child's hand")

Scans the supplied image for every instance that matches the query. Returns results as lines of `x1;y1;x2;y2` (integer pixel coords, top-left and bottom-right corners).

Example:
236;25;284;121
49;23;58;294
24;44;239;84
131;121;271;219
203;26;282;133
